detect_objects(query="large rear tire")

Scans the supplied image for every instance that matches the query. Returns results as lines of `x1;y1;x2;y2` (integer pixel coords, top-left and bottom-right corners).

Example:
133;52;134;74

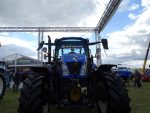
0;74;6;100
18;74;50;113
96;71;131;113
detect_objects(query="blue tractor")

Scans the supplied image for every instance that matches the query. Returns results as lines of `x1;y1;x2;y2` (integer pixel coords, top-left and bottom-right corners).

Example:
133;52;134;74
0;61;8;100
113;65;132;85
18;37;130;113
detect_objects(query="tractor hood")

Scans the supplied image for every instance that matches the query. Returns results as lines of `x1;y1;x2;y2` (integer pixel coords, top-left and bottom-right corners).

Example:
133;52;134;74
61;53;87;77
61;53;86;63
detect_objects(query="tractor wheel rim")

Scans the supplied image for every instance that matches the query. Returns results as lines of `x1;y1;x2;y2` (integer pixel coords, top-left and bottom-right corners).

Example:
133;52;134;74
0;76;4;95
98;100;107;113
43;102;50;113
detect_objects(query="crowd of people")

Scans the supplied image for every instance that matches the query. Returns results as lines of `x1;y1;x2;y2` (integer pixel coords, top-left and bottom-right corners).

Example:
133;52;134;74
7;69;29;91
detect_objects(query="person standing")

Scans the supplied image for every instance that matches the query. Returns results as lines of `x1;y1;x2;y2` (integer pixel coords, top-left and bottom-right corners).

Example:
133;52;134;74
134;69;142;88
13;70;20;91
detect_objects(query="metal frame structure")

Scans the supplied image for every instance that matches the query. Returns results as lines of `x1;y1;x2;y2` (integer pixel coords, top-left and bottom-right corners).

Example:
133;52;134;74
0;27;96;32
38;28;44;62
0;0;122;65
95;0;122;66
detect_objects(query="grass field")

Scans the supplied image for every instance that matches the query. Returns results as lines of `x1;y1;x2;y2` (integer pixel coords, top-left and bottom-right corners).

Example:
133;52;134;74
0;82;150;113
128;82;150;113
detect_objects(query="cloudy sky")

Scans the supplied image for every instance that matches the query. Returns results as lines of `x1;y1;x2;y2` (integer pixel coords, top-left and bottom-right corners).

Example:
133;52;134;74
0;0;150;68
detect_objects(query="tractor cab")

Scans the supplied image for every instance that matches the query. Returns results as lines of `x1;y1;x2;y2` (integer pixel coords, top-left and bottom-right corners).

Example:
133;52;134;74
54;37;90;78
54;37;90;58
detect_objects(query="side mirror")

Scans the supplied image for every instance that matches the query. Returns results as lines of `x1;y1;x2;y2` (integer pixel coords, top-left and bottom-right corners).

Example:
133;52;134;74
101;39;108;49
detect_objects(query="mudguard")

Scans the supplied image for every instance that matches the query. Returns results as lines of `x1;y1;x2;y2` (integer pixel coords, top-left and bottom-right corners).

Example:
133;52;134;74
96;64;117;73
30;67;49;74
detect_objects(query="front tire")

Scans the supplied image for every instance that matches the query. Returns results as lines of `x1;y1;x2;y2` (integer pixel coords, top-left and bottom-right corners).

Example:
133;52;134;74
96;71;131;113
0;74;6;100
18;74;50;113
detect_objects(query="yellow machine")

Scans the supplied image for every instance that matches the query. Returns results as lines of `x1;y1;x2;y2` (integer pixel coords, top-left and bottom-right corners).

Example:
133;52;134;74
142;41;150;75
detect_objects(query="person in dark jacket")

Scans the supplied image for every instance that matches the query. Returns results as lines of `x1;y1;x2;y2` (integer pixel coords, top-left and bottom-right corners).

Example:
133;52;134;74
134;69;142;87
13;70;20;91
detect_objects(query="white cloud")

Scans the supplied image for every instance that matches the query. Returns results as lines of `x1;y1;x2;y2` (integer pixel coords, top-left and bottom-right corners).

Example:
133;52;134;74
141;0;150;8
0;44;37;59
118;1;140;12
118;0;130;12
128;13;139;20
0;34;37;58
0;36;36;51
129;3;140;11
78;0;109;27
103;3;150;68
0;0;107;27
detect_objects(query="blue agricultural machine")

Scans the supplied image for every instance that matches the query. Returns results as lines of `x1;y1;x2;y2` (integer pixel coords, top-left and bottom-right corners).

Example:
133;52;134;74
113;65;132;82
18;37;130;113
0;61;8;100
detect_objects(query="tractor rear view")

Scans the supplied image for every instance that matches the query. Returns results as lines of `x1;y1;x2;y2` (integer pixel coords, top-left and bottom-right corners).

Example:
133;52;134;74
18;37;130;113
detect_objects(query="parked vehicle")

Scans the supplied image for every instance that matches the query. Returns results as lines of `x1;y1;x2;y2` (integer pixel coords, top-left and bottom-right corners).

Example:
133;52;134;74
142;69;150;82
18;37;130;113
113;65;132;81
0;61;7;100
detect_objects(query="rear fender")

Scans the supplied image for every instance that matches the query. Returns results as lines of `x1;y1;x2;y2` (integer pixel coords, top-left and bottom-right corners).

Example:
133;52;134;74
30;67;49;75
96;64;117;75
